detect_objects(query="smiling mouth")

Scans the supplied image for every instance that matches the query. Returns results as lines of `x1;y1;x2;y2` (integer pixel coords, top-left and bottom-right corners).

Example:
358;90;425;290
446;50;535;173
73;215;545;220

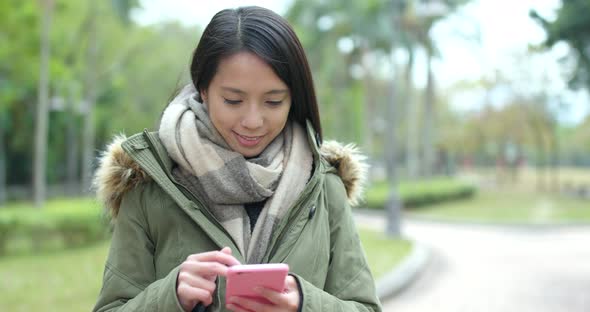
234;132;264;147
238;134;262;140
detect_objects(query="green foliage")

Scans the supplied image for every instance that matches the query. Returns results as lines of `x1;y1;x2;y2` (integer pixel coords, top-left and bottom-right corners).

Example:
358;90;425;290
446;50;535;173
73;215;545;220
286;0;395;143
363;178;477;209
531;0;590;90
1;1;200;188
0;198;109;256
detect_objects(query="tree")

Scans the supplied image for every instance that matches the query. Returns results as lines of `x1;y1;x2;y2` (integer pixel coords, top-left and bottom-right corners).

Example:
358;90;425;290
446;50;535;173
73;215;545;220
33;0;54;208
0;0;204;204
80;1;98;194
531;0;590;92
402;0;470;178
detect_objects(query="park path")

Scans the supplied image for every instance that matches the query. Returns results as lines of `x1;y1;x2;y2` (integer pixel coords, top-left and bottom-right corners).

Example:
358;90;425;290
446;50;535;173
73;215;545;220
354;213;590;312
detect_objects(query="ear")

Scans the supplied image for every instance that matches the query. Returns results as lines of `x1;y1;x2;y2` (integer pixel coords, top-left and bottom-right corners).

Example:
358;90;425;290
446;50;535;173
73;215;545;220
200;89;208;105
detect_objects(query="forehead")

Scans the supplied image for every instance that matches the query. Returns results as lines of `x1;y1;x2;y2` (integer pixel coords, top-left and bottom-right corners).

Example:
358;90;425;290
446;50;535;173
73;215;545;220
212;52;288;92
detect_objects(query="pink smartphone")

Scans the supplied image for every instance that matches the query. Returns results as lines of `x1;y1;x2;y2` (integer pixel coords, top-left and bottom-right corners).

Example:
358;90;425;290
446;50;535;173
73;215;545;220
225;263;289;304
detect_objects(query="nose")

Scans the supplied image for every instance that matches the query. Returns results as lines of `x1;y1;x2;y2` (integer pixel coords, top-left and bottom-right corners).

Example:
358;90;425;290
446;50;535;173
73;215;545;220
241;103;263;130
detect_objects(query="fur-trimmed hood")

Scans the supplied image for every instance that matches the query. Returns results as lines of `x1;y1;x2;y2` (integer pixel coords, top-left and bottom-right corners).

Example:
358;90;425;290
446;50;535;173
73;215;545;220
94;135;368;217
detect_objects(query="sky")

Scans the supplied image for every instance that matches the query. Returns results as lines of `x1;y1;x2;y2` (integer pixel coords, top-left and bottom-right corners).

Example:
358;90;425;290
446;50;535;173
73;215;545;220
133;0;588;125
132;0;291;27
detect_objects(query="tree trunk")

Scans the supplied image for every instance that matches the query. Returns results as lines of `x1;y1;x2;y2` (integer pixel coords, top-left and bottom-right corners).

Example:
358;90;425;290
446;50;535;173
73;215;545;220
386;55;401;237
361;47;375;160
0;123;6;205
535;132;547;192
33;0;54;208
549;124;559;192
66;84;79;195
404;45;419;179
81;2;98;194
422;48;436;177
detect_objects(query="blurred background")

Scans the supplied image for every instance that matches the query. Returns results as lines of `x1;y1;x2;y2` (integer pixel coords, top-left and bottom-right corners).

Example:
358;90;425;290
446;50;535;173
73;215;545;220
1;0;589;311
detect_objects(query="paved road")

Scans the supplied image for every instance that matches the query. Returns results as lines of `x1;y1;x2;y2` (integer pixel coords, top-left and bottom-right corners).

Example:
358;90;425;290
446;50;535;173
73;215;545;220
354;214;590;312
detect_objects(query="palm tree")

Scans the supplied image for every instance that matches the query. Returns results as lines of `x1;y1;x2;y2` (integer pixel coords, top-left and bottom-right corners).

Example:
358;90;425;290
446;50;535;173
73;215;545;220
402;0;468;177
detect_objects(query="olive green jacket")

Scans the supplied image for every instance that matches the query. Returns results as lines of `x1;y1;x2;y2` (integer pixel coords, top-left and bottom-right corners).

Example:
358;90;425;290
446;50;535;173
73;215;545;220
92;122;381;312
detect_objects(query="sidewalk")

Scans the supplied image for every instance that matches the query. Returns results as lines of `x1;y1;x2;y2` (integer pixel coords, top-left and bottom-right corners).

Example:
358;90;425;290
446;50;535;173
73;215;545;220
353;211;431;301
359;211;590;312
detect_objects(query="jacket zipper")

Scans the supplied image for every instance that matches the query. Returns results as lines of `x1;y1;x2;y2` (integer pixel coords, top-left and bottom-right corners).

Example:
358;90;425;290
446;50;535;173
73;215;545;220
265;165;322;261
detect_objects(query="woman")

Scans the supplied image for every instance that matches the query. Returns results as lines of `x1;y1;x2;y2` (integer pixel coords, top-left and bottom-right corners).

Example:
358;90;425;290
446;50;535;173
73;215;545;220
93;6;381;312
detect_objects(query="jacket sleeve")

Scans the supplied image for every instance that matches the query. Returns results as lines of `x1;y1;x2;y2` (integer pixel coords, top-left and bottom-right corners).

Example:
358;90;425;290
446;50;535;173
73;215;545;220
93;186;186;312
293;173;382;312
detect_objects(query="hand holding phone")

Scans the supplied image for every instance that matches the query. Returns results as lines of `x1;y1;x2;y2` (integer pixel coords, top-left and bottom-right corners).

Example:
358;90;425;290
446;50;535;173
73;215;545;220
225;263;289;305
176;247;240;312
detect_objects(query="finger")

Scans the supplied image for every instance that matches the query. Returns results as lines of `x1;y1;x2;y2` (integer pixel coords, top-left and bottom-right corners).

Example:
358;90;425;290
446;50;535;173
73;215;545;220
253;277;299;310
284;275;298;291
177;271;217;293
177;282;213;306
181;261;231;279
226;302;253;312
220;246;232;255
253;286;283;305
189;250;241;267
228;296;268;312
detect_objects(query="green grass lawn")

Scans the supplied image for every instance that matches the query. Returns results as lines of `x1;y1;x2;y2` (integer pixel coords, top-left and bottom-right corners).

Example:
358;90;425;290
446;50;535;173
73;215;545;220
0;228;410;311
406;188;590;224
0;241;109;312
358;228;412;279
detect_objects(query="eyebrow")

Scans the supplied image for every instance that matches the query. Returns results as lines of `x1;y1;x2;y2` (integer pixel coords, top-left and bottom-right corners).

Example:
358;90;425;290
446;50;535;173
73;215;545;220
221;87;288;95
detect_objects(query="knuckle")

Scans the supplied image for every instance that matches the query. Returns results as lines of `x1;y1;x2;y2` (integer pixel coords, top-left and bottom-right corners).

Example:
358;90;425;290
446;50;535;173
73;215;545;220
178;271;191;281
180;261;192;271
177;283;190;296
205;262;223;275
203;280;217;292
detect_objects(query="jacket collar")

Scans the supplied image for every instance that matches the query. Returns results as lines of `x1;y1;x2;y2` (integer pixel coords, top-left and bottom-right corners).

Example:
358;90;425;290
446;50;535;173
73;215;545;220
93;121;368;217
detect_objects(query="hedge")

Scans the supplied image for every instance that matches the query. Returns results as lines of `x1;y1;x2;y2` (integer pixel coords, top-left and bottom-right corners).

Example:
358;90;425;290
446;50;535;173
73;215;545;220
362;178;476;210
0;178;475;256
0;198;109;256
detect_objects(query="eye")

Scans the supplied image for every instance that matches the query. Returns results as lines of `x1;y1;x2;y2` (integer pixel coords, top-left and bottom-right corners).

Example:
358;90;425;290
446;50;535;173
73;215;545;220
223;98;242;105
266;100;283;106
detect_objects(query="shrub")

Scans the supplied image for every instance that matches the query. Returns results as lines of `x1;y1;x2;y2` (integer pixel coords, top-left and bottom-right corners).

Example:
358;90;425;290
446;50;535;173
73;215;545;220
0;198;109;256
363;178;476;210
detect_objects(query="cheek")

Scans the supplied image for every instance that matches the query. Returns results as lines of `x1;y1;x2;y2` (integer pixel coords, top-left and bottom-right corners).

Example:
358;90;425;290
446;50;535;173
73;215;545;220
274;104;291;128
209;105;233;130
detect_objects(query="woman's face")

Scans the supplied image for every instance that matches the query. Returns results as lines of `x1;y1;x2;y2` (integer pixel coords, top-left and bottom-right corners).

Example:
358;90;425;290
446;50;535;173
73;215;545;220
201;52;291;158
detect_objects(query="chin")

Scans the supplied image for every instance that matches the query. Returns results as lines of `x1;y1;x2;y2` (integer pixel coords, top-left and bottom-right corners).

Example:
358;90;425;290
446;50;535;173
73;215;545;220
240;149;263;158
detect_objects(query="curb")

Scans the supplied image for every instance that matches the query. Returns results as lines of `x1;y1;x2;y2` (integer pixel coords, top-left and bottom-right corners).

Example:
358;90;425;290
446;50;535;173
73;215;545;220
403;214;590;231
375;240;430;300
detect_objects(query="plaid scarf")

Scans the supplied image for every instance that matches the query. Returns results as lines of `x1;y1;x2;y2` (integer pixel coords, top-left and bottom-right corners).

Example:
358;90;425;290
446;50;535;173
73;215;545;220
158;84;312;263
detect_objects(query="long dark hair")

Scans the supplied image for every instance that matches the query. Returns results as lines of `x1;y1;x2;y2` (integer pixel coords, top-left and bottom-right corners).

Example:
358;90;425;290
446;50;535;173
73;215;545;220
189;6;322;142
